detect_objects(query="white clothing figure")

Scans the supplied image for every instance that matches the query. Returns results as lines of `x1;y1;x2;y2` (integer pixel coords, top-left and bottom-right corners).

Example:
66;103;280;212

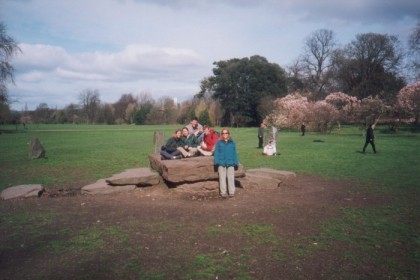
263;140;277;156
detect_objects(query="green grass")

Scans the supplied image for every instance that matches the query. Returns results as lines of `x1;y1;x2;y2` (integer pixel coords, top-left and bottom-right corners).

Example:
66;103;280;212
183;252;253;280
0;124;174;189
234;126;420;192
207;223;281;245
1;124;419;279
1;124;419;190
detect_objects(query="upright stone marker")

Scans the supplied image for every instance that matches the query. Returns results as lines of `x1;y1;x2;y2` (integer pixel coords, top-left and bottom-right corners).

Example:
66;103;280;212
29;137;46;159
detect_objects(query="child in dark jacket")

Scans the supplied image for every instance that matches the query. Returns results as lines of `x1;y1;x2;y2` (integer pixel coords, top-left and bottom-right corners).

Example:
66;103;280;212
160;129;186;160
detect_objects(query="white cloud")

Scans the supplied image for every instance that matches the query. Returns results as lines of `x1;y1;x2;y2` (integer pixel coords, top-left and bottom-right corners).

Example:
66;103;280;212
3;0;419;110
18;71;44;83
55;68;107;81
16;43;206;77
14;44;70;71
11;42;210;109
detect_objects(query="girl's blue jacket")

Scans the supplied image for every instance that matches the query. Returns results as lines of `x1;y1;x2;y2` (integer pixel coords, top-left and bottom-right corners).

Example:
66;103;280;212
214;139;239;167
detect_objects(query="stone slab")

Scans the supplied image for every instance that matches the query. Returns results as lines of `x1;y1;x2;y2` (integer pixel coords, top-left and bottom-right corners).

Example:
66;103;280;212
105;168;160;186
1;184;44;200
245;173;283;189
238;168;296;190
81;179;137;195
246;168;296;179
149;154;245;183
175;180;220;192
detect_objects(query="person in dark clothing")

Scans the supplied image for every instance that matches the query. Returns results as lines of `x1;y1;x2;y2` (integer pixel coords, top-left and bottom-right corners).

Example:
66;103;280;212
160;129;186;159
362;124;377;154
258;123;264;148
300;122;306;136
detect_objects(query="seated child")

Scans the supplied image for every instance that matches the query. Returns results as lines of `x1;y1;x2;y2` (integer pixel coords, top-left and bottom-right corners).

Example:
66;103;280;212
197;126;219;156
160;129;185;160
177;127;200;157
263;140;277;156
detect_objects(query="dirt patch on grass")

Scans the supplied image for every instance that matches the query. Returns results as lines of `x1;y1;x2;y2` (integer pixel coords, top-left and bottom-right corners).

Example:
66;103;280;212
0;174;416;279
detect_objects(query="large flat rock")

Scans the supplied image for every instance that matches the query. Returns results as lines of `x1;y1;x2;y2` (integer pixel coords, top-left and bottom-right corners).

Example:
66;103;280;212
81;179;137;195
246;168;296;179
241;168;296;190
175;180;220;192
1;184;44;200
105;168;160;186
149;154;245;184
82;167;161;195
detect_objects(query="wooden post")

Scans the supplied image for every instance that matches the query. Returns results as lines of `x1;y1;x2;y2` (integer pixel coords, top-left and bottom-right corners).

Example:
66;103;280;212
153;131;165;155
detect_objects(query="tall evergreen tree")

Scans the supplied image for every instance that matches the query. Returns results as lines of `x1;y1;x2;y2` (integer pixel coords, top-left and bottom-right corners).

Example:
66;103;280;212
201;55;288;126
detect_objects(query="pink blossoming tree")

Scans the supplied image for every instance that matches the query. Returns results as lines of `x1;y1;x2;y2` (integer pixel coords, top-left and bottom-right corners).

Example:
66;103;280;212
353;96;388;133
264;94;309;129
325;92;360;126
306;101;339;133
396;81;420;124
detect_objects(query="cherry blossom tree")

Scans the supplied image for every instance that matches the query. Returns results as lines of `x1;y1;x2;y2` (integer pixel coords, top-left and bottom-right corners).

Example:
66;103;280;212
306;101;339;133
396;81;420;124
325;92;360;126
264;94;309;129
353;96;387;133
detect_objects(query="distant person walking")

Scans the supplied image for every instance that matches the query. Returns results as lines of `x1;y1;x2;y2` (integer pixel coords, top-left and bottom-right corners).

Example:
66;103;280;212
258;123;264;148
362;124;377;154
300;122;306;136
214;128;239;198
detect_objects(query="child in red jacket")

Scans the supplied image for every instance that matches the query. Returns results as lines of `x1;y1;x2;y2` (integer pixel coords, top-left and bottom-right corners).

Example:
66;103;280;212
197;126;219;156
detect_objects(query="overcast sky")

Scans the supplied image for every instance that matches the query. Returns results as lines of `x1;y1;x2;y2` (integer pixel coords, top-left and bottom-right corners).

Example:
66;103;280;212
2;0;419;110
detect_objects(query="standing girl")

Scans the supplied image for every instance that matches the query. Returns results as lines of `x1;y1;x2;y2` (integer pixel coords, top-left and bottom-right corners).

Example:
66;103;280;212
214;128;239;198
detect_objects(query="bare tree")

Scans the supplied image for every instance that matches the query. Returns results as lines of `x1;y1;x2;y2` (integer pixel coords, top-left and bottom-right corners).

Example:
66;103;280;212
113;93;136;123
300;29;337;99
137;91;154;106
408;21;420;81
146;97;177;124
332;33;405;100
34;102;51;123
64;103;81;124
79;89;100;124
287;59;306;94
0;22;21;121
125;103;137;124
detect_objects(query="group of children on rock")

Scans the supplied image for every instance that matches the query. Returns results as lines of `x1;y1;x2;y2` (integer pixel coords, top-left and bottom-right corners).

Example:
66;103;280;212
160;118;240;198
160;118;278;161
160;119;221;160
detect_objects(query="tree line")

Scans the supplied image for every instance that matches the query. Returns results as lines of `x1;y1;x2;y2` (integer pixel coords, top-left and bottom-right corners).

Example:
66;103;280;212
1;22;419;128
16;90;219;127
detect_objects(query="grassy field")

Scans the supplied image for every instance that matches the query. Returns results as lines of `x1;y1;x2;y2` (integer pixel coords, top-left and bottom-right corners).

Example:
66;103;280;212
0;124;419;279
1;124;419;192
